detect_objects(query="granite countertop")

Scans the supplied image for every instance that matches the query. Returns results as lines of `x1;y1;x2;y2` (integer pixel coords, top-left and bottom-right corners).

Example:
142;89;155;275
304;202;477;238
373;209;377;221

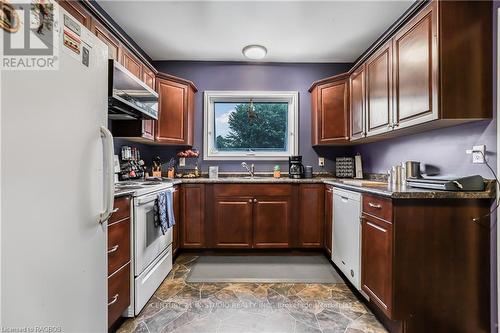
323;179;496;199
114;188;138;197
114;176;496;200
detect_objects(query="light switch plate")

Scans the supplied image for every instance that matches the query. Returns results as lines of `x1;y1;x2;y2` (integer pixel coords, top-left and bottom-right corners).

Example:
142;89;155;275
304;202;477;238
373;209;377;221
318;157;325;167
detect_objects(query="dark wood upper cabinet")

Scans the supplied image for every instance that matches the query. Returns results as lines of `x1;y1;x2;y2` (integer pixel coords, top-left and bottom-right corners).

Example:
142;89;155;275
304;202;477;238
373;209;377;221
143;67;156;90
361;214;393;318
366;42;393;137
140;66;156;142
181;184;205;248
324;185;333;257
298;184;324;248
213;197;253;248
90;20;121;62
253;196;291;248
310;74;349;145
349;66;366;141
314;1;492;144
122;50;143;79
142;120;155;141
58;0;92;28
393;2;438;130
156;73;197;146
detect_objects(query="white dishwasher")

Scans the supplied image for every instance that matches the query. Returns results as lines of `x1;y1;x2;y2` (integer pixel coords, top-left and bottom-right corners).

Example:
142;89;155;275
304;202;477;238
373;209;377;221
332;188;362;291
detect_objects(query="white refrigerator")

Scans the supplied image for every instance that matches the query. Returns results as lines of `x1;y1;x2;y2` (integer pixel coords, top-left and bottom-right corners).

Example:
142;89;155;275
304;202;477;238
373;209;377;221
1;6;113;332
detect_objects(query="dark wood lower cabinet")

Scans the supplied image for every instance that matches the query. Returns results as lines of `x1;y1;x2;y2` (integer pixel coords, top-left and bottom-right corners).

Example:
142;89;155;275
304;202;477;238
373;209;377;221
181;184;205;248
253;196;291;248
361;214;393;317
172;185;180;256
107;196;131;328
214;197;253;248
180;184;329;250
360;195;491;333
298;184;324;247
108;263;130;328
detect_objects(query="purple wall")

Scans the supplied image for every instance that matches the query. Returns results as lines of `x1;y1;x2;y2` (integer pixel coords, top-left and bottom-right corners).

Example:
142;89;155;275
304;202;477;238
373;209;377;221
151;61;352;173
353;120;497;178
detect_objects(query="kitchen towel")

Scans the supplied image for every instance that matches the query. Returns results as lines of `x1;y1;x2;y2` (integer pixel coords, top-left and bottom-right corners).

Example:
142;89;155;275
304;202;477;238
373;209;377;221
165;189;176;229
154;191;168;235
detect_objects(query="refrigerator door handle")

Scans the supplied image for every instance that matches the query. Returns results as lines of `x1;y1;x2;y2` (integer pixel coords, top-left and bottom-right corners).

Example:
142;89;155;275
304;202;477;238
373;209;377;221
99;126;115;224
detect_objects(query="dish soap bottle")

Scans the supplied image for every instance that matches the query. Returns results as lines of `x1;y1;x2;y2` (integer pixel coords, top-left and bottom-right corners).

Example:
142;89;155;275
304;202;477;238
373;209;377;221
273;165;281;178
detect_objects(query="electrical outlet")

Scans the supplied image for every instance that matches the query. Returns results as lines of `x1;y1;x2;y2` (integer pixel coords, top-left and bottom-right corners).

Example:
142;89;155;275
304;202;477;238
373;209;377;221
472;145;485;164
466;145;485;164
318;157;325;167
179;158;186;167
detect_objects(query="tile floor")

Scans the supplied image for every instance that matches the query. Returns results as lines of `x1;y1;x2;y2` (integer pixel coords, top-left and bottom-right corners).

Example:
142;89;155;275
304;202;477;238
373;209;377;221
118;255;387;333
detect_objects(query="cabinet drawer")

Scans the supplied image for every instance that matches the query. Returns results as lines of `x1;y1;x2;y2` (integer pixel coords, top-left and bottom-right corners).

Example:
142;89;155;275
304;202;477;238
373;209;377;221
109;196;131;224
362;194;392;222
108;263;130;328
108;218;131;276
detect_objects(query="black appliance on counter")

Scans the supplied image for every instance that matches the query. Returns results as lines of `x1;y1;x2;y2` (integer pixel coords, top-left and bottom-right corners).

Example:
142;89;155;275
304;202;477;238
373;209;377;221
289;156;305;179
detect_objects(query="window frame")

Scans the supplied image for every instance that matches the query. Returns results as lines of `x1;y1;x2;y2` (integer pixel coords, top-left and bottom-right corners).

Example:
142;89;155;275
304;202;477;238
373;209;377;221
203;90;299;161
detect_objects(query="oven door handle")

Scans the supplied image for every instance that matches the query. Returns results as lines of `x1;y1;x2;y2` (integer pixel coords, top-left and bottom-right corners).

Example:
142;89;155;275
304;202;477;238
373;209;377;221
135;188;175;206
135;195;158;206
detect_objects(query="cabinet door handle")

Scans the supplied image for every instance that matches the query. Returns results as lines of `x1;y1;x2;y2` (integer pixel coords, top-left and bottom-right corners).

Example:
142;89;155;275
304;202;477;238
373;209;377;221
107;245;119;254
248;199;252;203
368;202;382;209
108;294;119;306
253;199;258;203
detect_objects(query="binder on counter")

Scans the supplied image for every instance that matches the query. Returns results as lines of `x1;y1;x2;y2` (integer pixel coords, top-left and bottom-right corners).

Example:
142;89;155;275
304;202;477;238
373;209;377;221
406;175;485;191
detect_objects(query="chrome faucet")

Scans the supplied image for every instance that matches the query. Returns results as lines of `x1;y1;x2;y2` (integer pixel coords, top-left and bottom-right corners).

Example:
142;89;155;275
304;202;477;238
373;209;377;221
241;162;255;178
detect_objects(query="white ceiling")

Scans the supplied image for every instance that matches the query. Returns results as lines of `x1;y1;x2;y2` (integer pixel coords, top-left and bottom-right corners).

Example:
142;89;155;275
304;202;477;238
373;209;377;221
97;0;415;63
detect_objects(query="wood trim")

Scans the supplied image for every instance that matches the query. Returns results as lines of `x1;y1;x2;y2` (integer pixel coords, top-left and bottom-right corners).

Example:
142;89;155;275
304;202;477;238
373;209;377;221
349;65;366;141
308;73;349;93
157;72;198;92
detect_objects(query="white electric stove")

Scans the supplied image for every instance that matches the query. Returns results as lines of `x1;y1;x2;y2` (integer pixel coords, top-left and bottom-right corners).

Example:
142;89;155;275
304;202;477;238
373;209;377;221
115;180;175;316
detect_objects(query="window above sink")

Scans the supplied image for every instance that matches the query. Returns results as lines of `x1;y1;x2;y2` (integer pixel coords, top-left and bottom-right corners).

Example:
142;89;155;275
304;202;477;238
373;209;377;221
203;91;298;160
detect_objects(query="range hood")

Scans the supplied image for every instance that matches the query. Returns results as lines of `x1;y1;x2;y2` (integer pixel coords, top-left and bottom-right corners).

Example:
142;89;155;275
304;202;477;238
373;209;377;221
108;60;158;120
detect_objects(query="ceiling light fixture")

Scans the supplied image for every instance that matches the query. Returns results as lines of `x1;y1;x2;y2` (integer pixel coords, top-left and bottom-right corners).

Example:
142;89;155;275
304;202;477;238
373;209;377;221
242;45;267;60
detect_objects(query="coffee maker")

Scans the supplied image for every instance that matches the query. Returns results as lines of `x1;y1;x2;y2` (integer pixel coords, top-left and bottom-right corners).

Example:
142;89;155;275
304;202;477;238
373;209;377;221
289;156;305;179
